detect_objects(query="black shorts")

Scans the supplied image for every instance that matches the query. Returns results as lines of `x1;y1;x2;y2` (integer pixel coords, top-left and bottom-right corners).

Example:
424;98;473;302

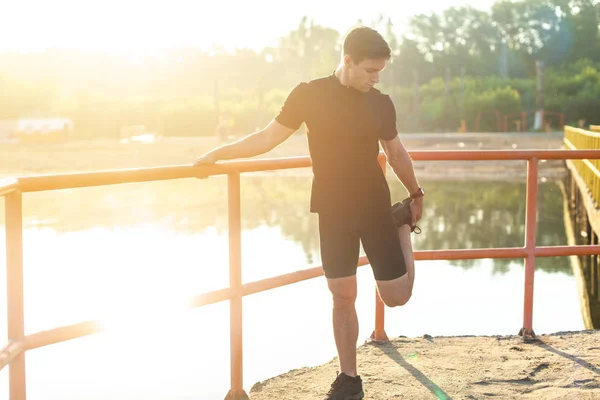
318;209;407;281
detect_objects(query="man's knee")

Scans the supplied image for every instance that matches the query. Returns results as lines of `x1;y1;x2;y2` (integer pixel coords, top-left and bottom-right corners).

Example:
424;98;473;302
332;291;357;309
377;276;413;307
328;276;357;309
380;290;412;308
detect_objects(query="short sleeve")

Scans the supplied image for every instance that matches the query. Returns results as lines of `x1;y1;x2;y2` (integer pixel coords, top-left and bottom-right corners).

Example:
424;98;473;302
379;95;398;141
275;82;308;130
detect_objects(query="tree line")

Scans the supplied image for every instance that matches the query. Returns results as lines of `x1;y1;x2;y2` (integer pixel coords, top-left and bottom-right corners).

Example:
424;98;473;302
0;0;599;137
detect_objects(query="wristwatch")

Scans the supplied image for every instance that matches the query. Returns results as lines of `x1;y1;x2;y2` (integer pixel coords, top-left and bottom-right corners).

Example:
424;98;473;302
410;187;425;199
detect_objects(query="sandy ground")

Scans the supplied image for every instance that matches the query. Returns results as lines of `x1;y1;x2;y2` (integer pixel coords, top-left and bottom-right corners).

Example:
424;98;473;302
249;331;600;400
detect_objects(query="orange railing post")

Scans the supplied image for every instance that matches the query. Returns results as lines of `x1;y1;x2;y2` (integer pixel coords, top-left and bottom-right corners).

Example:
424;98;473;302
371;154;389;342
6;190;27;400
225;172;249;400
520;158;539;339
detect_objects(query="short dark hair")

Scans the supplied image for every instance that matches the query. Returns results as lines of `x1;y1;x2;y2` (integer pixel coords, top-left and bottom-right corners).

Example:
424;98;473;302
343;26;391;64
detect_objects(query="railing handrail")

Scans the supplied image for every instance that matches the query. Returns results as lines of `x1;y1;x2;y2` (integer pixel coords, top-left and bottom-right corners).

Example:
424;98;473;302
3;149;600;194
566;125;600;139
4;130;600;399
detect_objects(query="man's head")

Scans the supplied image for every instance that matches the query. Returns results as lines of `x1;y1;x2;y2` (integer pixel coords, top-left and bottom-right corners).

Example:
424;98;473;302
341;26;391;92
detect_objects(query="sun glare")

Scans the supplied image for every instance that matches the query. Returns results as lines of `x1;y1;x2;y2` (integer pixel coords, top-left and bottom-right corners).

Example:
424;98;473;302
1;0;295;54
0;0;417;55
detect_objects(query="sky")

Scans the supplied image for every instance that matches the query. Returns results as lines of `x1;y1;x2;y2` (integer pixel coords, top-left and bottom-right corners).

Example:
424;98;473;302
0;0;497;54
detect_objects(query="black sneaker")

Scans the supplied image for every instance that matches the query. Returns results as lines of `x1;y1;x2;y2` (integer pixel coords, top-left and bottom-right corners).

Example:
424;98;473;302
391;197;422;234
323;372;364;400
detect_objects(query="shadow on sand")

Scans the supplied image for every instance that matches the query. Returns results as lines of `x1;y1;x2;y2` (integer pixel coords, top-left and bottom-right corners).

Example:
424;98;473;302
375;342;453;400
534;338;600;375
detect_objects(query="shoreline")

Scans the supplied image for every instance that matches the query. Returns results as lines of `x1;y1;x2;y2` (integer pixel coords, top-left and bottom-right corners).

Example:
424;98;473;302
0;131;566;179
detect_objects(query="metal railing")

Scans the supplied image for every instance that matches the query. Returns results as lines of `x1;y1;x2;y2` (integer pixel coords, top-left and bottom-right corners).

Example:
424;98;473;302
3;141;600;399
565;126;600;207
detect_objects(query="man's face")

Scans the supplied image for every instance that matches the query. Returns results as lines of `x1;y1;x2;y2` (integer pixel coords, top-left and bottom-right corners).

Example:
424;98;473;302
346;56;387;93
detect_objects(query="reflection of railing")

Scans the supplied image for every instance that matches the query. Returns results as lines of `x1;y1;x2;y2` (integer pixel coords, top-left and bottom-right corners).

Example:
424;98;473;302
564;126;600;208
3;147;600;400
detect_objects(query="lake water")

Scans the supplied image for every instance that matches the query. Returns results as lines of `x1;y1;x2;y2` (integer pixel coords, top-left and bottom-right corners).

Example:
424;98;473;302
0;172;584;399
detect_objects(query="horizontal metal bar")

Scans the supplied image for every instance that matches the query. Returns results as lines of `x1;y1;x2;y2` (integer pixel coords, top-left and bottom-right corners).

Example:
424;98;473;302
535;245;600;257
17;164;218;193
12;150;600;193
188;287;234;308
242;266;323;296
0;178;19;197
25;320;103;350
192;246;600;304
241;256;371;298
188;257;371;308
415;247;528;260
1;321;104;371
16;157;313;193
408;149;600;161
2;243;597;364
415;245;600;260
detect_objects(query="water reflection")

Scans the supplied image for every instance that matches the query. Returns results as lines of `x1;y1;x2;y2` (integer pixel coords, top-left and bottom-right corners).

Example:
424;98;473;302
388;179;569;275
0;175;570;275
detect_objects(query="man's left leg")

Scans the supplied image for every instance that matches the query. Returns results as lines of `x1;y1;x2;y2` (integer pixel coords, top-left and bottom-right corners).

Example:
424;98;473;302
375;224;415;307
361;215;415;307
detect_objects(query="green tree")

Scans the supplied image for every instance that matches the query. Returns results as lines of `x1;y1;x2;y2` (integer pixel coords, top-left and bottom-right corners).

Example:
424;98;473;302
277;16;340;82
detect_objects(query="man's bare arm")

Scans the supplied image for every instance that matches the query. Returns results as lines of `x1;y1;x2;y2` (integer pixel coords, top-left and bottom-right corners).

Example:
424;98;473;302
380;135;421;195
194;119;296;165
381;135;423;224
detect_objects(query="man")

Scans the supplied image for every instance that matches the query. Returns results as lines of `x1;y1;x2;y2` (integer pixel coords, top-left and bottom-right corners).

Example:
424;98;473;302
194;25;424;400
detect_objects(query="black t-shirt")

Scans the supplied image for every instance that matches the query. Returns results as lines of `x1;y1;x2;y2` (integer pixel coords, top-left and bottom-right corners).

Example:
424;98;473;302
275;73;398;220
